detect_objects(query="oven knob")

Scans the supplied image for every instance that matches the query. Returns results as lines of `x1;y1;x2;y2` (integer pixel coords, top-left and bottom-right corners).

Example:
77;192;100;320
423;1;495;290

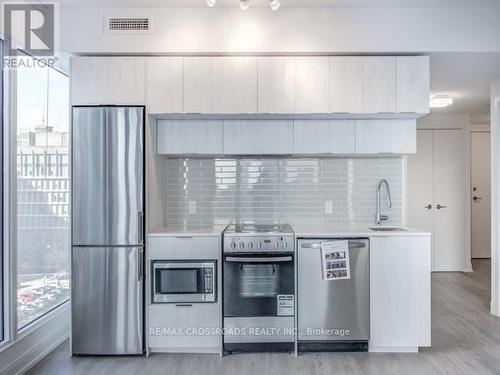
230;242;236;249
256;242;262;249
239;242;245;249
274;242;279;248
283;242;288;248
248;242;254;249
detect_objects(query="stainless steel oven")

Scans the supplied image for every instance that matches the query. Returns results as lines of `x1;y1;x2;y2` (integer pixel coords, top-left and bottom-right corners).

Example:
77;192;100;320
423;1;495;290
152;260;216;303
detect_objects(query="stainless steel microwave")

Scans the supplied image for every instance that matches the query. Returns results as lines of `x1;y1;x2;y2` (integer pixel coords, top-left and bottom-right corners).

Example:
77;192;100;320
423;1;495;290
152;260;216;303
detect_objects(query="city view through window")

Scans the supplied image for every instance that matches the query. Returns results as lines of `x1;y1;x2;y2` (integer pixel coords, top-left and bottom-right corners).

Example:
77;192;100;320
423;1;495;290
16;58;70;329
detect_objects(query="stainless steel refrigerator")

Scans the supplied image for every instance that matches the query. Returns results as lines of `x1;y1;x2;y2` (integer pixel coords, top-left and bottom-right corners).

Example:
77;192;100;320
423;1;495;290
71;106;144;355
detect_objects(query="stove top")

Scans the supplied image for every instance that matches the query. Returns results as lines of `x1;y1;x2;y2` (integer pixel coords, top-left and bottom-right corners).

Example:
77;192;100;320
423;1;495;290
223;223;295;252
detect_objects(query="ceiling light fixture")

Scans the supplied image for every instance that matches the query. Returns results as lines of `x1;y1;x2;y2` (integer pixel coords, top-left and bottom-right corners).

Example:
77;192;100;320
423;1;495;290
207;0;218;7
430;95;454;108
240;0;250;10
269;0;280;11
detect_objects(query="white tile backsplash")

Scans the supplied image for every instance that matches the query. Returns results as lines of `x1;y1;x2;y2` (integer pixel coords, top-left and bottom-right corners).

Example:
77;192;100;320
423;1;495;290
164;157;404;227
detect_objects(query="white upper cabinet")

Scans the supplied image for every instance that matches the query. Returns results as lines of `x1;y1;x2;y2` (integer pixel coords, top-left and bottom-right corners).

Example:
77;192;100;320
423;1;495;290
219;57;258;114
363;57;397;113
293;120;355;154
355;119;416;154
258;57;296;114
397;56;430;114
71;56;146;105
183;57;220;113
157;120;223;155
295;57;330;113
330;57;364;113
146;57;183;114
223;120;293;155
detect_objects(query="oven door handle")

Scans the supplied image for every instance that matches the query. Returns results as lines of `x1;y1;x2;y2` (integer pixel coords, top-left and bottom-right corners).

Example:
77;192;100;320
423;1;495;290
225;256;292;263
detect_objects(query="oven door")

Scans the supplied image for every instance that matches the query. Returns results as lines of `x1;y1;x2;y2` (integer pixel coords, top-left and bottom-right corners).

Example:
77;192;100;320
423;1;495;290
224;253;294;317
152;261;216;303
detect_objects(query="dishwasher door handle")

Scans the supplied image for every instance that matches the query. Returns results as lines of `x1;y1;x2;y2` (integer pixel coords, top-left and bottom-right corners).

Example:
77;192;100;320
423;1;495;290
300;241;367;250
225;256;293;263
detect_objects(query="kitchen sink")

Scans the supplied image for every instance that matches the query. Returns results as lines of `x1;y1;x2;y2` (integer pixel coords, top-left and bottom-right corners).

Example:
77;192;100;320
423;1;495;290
369;227;407;232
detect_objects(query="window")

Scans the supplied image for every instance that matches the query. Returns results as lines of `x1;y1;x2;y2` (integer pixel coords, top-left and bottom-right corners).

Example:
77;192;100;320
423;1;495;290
16;55;70;329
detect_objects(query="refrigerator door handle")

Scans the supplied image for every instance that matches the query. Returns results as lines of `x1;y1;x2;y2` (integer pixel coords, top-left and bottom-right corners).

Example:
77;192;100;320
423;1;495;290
138;212;144;245
138;248;144;282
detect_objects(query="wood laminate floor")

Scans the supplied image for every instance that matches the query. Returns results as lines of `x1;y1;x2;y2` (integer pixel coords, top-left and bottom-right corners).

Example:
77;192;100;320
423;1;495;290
27;259;500;375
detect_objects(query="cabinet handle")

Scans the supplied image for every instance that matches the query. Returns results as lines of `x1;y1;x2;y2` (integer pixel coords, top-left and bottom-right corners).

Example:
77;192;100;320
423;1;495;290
425;204;432;210
436;204;447;210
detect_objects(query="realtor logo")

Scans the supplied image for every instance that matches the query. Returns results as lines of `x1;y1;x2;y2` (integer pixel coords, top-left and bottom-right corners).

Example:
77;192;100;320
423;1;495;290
3;2;55;56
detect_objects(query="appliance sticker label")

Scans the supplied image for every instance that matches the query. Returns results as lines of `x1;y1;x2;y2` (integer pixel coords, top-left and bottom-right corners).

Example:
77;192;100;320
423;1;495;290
277;295;294;316
321;240;351;281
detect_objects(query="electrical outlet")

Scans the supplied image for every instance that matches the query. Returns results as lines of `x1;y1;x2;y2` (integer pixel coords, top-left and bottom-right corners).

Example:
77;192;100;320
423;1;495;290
325;200;333;214
189;201;197;214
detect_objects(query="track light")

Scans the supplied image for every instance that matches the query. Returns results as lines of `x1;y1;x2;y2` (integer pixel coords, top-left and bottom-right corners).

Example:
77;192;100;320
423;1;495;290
240;0;250;10
207;0;218;7
269;0;280;10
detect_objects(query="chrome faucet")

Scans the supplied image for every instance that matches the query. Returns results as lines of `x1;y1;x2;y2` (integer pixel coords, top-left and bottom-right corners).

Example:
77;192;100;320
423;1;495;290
376;178;392;226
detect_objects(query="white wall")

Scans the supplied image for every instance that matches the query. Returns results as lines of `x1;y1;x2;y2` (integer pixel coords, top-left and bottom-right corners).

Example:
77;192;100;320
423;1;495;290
491;79;500;316
60;5;500;54
417;113;471;130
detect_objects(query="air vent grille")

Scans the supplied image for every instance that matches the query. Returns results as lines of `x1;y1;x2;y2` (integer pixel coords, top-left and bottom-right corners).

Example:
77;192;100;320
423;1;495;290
104;17;152;33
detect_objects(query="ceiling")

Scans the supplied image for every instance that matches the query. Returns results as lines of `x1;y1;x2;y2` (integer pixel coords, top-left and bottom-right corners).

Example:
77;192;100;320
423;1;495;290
429;52;500;119
58;0;500;9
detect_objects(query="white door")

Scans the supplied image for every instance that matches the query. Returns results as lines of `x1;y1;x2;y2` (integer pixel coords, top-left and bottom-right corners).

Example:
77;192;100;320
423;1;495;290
407;129;435;238
433;129;467;271
470;131;491;258
363;56;396;113
295;57;330;113
257;57;296;113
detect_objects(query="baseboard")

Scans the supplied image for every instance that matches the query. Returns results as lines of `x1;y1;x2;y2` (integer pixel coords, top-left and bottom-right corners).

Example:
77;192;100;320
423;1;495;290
369;346;419;353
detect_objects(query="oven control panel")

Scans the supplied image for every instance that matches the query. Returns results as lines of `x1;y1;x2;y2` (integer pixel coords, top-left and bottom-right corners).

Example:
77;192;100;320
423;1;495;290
224;236;295;252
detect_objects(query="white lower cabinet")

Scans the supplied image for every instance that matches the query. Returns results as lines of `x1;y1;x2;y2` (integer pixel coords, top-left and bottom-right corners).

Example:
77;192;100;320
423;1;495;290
223;120;294;155
369;236;431;352
355;119;416;154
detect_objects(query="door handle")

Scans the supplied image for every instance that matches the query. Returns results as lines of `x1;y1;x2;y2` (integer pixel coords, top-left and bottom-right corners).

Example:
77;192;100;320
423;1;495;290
175;304;193;307
138;212;144;245
138;248;144;282
436;204;447;210
225;256;292;263
425;204;432;210
473;196;483;202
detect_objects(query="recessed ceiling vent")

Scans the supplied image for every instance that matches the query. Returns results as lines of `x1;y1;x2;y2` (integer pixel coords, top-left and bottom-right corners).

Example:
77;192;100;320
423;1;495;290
104;16;152;34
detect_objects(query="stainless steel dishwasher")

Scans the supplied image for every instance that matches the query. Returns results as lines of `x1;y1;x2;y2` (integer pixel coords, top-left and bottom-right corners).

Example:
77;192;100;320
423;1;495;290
297;238;370;352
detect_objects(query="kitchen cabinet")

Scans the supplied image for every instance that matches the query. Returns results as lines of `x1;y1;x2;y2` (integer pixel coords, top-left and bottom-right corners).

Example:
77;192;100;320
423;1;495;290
363;57;397;113
370;235;431;352
397;56;430;114
330;56;364;113
407;129;467;271
223;120;293;155
71;56;146;105
146;57;183;114
355;119;416;154
183;57;220;113
219;56;258;114
157;120;223;155
293;120;355;154
295;57;330;113
258;57;296;113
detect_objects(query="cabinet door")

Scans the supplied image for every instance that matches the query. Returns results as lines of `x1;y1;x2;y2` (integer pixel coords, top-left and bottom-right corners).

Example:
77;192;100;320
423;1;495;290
370;236;431;350
295;57;329;113
184;57;219;113
258;57;295;113
146;57;183;114
330;57;363;113
433;129;467;271
397;56;430;114
293;120;355;154
157;120;223;155
223;120;293;155
71;57;145;105
363;57;396;113
407;130;435;263
355;119;416;154
219;57;257;114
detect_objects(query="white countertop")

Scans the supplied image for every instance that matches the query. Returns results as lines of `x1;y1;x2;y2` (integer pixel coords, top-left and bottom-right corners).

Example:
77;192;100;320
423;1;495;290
148;225;227;237
293;225;431;237
148;224;430;238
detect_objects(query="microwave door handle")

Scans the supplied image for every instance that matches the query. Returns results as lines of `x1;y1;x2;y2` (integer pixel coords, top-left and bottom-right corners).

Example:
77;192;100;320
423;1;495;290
225;256;292;263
